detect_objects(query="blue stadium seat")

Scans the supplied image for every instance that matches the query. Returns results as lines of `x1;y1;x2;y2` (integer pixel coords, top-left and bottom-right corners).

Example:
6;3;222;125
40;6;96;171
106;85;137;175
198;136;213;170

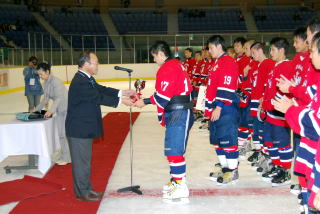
253;7;315;32
109;9;168;34
178;8;247;33
43;8;113;49
0;6;60;49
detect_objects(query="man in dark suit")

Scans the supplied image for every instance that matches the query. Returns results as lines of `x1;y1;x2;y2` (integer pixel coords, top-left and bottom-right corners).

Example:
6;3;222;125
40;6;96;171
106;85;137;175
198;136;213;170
66;51;134;201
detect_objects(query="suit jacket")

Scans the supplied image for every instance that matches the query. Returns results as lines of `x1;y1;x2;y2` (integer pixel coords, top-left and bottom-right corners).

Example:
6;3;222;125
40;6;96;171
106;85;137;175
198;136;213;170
65;71;120;139
35;75;68;114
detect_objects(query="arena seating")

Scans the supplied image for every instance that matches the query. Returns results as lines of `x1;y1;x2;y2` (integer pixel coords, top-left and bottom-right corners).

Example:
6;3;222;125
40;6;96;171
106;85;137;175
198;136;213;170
0;6;60;49
178;8;247;33
44;8;114;50
109;9;167;34
0;38;6;48
253;7;316;32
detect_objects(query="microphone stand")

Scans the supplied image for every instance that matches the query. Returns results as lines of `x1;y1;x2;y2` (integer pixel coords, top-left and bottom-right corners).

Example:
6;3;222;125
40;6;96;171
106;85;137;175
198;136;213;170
117;69;142;195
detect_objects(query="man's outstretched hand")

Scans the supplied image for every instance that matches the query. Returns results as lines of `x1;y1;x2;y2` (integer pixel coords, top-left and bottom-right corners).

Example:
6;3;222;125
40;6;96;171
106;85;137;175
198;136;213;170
122;90;136;97
133;99;146;108
121;97;134;106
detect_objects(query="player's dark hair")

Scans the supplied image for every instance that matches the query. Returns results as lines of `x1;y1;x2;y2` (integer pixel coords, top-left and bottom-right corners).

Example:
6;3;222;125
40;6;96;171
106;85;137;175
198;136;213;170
184;48;193;53
250;42;264;50
195;51;201;55
233;37;247;46
28;56;38;62
78;50;94;67
207;35;227;52
311;31;320;54
37;62;51;74
308;17;320;34
150;40;172;59
270;37;289;54
293;27;307;41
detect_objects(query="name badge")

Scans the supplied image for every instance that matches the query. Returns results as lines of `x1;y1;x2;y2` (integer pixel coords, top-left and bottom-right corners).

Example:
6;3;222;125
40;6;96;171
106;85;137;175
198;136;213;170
29;78;35;86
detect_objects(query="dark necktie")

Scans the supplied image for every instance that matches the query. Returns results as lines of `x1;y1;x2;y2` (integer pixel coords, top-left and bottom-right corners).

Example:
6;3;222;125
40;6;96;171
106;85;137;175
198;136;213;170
89;77;95;88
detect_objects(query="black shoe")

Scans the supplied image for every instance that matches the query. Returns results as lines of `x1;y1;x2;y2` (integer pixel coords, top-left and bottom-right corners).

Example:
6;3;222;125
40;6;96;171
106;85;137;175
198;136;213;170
76;193;102;202
247;150;260;163
262;166;279;182
298;193;303;200
290;184;301;195
257;167;263;172
271;168;291;186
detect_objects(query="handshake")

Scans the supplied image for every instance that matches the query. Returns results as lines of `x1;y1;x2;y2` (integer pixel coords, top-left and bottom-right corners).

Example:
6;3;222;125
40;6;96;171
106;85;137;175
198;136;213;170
121;79;147;108
121;90;146;108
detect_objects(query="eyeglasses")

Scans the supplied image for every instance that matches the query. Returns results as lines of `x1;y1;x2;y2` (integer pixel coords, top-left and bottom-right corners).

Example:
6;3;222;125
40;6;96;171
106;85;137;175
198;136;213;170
89;61;99;65
32;61;37;65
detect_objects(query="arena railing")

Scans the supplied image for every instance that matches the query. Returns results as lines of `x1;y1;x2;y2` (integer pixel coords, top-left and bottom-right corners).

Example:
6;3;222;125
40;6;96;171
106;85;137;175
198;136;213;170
0;31;295;66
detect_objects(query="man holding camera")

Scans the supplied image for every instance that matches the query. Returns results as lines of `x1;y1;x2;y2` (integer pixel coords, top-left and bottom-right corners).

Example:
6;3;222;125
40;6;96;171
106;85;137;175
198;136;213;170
23;56;43;112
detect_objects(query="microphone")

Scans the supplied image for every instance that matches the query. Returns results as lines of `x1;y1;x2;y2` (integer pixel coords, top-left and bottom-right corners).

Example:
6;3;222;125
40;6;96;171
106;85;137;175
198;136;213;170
114;66;133;73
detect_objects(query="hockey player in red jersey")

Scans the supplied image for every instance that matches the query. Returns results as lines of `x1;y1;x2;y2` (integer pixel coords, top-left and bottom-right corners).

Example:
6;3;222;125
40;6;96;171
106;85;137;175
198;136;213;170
291;27;310;96
273;32;320;213
233;37;251;158
234;37;250;73
196;47;213;129
182;48;196;80
237;40;259;159
191;51;203;103
247;42;275;168
199;47;212;87
261;37;295;186
227;46;236;58
275;18;320;213
205;35;240;185
280;27;310;203
134;41;194;204
277;20;320;107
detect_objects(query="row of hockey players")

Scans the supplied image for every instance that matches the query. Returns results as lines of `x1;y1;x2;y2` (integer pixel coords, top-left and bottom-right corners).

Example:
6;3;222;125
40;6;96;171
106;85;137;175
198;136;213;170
177;17;320;213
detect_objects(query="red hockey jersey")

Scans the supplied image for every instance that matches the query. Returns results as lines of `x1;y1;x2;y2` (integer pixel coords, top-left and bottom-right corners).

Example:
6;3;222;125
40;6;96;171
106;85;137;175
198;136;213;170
204;54;239;117
199;58;213;86
150;59;192;126
235;54;250;77
191;59;203;92
292;52;310;86
289;52;320;106
238;59;259;107
182;58;196;80
250;59;275;117
262;60;295;126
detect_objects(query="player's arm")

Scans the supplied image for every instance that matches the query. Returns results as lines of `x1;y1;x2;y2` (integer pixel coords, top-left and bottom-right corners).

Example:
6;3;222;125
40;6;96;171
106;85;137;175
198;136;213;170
285;104;320;142
289;85;312;104
204;76;215;117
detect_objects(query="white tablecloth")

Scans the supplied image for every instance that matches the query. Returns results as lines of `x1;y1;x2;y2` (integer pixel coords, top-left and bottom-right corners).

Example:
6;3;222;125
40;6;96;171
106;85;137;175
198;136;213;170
0;118;61;174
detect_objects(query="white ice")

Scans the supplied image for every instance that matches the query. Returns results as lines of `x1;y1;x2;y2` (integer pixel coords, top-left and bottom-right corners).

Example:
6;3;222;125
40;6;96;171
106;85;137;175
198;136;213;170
0;81;299;214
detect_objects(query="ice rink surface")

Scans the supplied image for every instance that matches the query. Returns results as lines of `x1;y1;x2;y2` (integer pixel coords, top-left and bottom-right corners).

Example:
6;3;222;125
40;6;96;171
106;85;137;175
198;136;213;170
0;81;299;214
